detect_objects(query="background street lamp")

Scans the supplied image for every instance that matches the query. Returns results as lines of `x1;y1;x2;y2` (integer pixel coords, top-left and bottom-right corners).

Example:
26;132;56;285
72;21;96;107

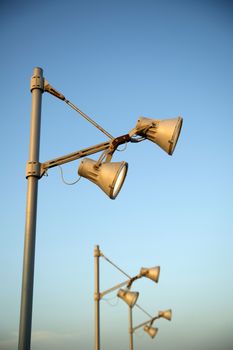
94;245;165;350
117;275;171;350
19;67;183;350
128;308;172;350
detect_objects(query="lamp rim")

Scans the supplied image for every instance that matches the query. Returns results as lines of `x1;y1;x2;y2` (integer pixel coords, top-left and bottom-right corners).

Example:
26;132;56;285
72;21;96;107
109;161;128;199
168;116;183;155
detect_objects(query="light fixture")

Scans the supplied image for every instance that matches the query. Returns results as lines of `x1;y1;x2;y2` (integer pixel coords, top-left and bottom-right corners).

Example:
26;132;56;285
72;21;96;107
135;116;183;155
78;158;128;199
117;289;139;307
140;266;160;283
143;325;159;339
159;309;172;321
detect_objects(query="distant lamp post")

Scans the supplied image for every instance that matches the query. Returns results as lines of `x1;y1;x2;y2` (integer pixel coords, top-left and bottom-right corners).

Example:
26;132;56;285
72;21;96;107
125;306;172;350
94;245;164;350
116;266;171;350
19;67;183;350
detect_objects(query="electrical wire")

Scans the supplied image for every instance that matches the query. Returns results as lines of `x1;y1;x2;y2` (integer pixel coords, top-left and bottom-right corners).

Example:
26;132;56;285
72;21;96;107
102;296;119;307
116;142;128;152
58;165;81;185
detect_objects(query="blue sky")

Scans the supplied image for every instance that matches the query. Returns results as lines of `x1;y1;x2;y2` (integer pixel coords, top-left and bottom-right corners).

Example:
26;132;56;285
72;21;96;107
1;0;233;349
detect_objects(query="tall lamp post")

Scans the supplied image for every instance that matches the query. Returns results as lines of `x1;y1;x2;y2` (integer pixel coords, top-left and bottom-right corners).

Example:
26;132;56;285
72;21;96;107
19;67;183;350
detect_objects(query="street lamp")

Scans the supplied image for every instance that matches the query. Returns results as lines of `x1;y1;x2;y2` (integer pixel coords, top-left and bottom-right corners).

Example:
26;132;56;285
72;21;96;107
118;293;171;350
19;67;183;350
94;245;162;350
128;308;172;349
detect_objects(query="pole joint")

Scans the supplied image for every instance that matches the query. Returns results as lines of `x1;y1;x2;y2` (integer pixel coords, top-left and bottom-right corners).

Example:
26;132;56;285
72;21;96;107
94;245;101;257
94;292;101;301
26;161;41;179
30;74;44;92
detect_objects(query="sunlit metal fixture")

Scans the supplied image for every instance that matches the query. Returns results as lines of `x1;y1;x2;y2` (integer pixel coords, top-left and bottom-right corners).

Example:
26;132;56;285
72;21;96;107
140;266;160;283
135;116;183;155
143;325;158;338
117;289;139;307
159;309;172;321
19;68;182;350
78;158;128;199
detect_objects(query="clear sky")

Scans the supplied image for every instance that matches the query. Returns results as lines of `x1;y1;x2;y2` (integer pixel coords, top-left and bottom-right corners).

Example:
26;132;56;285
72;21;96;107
1;0;233;349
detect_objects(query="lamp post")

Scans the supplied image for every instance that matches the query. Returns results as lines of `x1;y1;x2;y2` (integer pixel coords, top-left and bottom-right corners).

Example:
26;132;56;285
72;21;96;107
19;67;183;350
127;307;172;350
18;67;43;350
94;245;141;350
94;245;162;350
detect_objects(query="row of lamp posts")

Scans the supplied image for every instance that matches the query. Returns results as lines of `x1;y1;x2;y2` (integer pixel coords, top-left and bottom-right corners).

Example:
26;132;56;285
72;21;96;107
18;67;182;350
94;245;172;350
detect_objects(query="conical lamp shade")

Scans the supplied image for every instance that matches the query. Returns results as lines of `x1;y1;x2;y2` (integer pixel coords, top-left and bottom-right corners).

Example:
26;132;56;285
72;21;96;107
140;266;160;283
159;309;172;321
117;289;139;307
144;325;159;339
135;116;183;155
78;158;128;199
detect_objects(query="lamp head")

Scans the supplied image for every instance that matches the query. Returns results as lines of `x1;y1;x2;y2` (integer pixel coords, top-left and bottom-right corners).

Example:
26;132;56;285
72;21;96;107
144;325;159;339
78;158;128;199
159;309;172;321
117;289;139;307
140;266;160;283
135;116;183;155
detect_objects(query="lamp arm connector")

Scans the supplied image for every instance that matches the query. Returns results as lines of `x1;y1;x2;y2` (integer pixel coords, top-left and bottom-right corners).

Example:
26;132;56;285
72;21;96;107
39;132;133;177
99;272;140;299
126;274;142;289
44;79;66;100
133;315;160;332
40;140;111;177
99;279;130;299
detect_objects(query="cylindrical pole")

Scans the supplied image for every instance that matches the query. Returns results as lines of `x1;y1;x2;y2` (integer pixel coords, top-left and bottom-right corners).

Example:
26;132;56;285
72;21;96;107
18;67;43;350
94;245;101;350
129;306;134;350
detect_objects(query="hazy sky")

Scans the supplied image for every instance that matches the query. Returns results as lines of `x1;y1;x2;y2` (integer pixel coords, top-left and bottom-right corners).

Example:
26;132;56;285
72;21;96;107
1;1;233;350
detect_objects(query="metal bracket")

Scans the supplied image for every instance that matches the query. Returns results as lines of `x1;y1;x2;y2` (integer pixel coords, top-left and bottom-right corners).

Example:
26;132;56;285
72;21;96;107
26;161;41;179
30;74;44;92
94;246;101;257
44;79;66;100
129;327;133;334
94;292;101;301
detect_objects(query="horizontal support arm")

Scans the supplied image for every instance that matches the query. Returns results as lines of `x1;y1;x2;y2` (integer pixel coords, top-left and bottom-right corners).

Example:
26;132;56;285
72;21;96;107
100;273;142;299
100;280;130;299
40;133;132;177
133;315;160;332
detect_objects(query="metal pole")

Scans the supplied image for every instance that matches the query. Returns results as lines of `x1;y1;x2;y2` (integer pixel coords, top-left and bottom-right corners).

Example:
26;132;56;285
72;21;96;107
129;306;134;350
94;245;101;350
18;67;43;350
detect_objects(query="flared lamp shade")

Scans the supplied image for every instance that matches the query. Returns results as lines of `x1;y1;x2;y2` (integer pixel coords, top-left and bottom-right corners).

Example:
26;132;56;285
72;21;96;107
117;289;139;307
140;266;160;283
78;158;128;199
159;309;172;321
135;116;183;155
144;325;159;339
